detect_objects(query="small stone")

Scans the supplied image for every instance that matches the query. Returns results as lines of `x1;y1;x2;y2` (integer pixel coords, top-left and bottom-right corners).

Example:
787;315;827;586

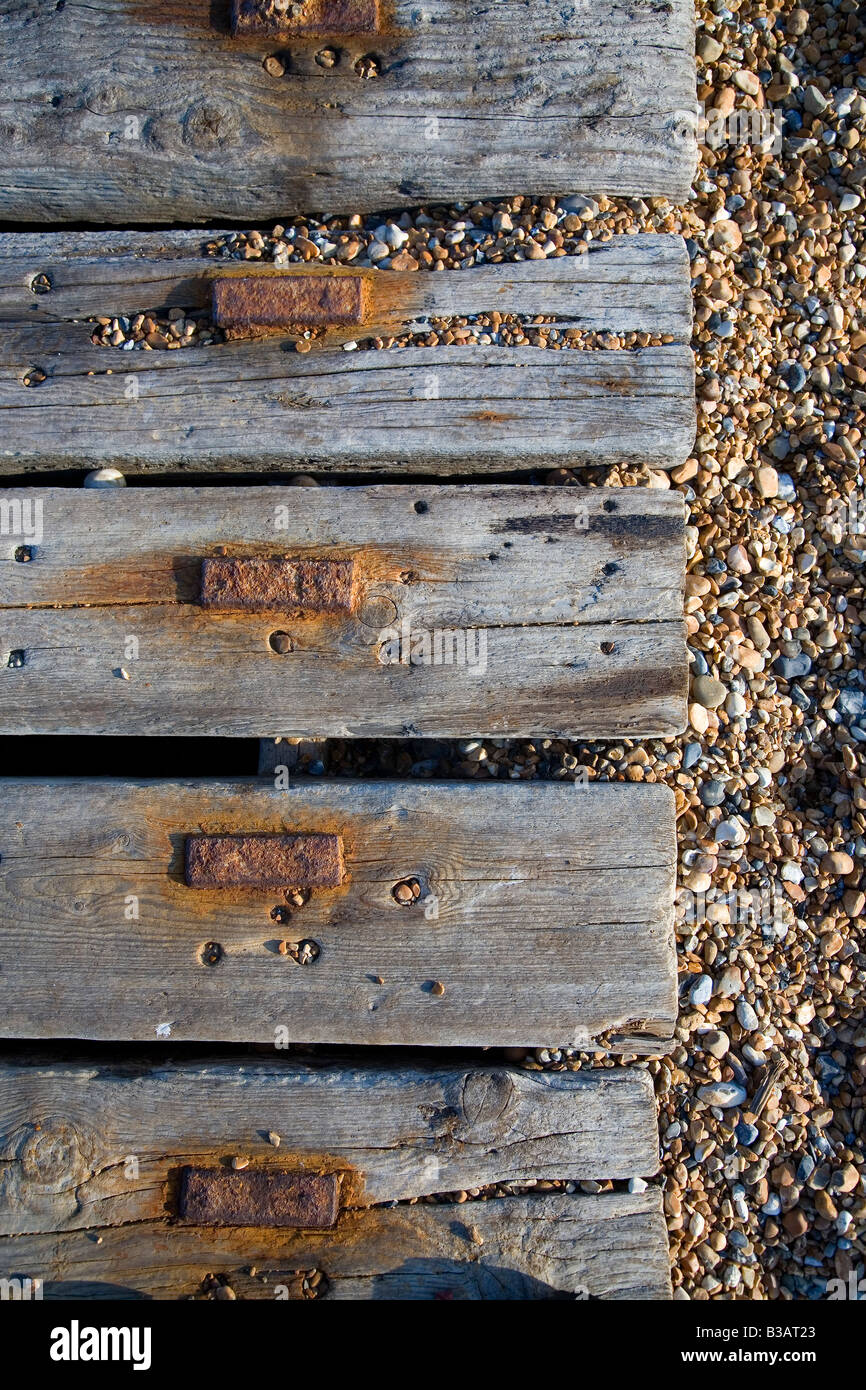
430;980;446;997
267;1131;281;1148
703;1029;730;1059
689;702;710;734
755;466;778;499
716;966;743;999
685;868;712;893
715;819;746;846
697;35;723;63
692;675;726;708
736;999;760;1031
712;219;743;252
231;1155;249;1170
699;780;726;807
783;1208;809;1237
821;851;854;876
726;543;751;574
774;654;812;679
683;742;702;770
690;974;714;1007
733;70;760;97
814;1189;838;1221
787;8;808;34
698;1082;747;1109
803;85;828;116
84;467;126;488
820;931;844;958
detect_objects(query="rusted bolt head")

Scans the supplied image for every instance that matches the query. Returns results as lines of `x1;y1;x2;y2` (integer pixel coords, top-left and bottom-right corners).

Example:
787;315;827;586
14;546;33;563
23;367;47;387
270;905;292;925
7;650;26;669
601;641;616;654
392;877;421;905
30;272;52;295
354;53;380;78
269;631;294;654
200;941;224;967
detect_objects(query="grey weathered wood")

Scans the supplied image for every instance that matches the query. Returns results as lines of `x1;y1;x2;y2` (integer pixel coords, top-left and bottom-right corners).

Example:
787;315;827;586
0;1059;659;1235
0;485;687;738
0;1;698;222
0;1192;671;1300
0;778;677;1049
0;231;692;335
0;234;695;473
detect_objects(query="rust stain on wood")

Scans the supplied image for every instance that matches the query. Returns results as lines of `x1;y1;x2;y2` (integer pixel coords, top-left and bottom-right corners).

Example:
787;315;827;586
200;556;357;616
231;0;381;36
212;273;368;337
178;1167;340;1228
185;832;345;889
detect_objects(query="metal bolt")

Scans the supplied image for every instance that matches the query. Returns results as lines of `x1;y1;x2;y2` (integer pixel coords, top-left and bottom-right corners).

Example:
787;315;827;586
30;272;52;295
14;546;33;563
354;53;380;79
7;650;26;669
269;631;294;654
23;367;47;387
200;941;224;966
292;939;320;966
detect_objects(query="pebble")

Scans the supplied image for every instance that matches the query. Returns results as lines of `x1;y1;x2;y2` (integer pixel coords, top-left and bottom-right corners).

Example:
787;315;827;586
690;974;714;1007
692;675;727;708
774;654;812;679
698;1082;748;1109
83;467;126;488
736;999;760;1031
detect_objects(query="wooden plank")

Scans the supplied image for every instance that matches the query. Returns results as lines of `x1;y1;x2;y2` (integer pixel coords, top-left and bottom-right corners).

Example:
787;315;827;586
0;1192;671;1300
0;485;688;739
0;778;678;1049
0;1059;660;1234
0;232;692;336
0;234;695;473
0;1;698;222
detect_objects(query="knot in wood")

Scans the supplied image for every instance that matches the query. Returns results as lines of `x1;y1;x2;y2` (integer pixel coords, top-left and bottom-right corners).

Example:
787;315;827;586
14;1117;95;1191
456;1070;518;1142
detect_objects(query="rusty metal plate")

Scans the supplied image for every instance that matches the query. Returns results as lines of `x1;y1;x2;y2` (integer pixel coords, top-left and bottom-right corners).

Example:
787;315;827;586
231;0;380;36
200;556;357;616
179;1168;340;1228
185;833;345;889
212;274;367;336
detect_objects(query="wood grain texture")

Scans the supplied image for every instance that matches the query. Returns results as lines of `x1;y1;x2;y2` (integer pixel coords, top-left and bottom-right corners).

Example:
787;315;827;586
0;778;678;1049
0;231;692;336
0;234;696;473
0;1;698;222
0;485;688;738
0;1191;672;1299
0;1059;660;1234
